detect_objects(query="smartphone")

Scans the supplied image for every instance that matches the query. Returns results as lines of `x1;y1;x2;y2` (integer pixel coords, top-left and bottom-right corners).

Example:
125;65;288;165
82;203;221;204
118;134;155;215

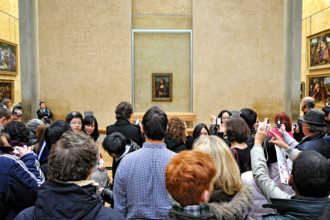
276;119;281;128
216;118;221;126
293;124;296;130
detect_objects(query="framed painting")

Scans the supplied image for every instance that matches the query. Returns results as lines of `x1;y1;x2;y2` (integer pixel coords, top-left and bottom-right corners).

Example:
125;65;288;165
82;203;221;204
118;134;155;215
152;73;172;101
0;79;14;102
307;74;330;105
0;39;18;75
308;29;330;69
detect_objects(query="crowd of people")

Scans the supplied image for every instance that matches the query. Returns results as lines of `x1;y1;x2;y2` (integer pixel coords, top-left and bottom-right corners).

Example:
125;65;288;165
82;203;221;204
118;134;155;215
0;99;330;219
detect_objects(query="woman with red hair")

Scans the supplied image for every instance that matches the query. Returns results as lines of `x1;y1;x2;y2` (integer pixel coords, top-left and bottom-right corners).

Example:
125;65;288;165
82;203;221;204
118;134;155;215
269;112;293;140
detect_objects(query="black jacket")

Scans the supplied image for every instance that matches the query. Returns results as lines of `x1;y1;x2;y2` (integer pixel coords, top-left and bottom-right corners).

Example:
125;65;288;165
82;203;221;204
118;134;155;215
106;119;144;147
165;138;186;153
36;108;53;124
14;180;124;220
297;134;330;159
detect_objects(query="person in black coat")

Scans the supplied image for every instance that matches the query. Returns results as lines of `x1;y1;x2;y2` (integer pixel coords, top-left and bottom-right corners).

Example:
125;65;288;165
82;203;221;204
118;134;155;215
37;101;53;124
106;102;144;147
165;117;187;153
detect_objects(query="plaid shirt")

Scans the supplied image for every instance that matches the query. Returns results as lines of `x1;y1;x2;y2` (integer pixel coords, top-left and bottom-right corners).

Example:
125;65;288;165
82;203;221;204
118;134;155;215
172;202;211;217
114;142;176;219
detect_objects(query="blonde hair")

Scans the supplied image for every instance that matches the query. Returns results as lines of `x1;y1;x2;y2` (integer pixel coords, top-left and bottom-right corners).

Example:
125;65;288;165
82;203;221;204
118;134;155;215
193;135;242;195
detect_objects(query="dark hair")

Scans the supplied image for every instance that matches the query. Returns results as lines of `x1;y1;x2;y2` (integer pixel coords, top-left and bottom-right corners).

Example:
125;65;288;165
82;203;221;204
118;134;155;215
39;101;45;106
226;117;250;143
217;110;232;119
192;123;209;139
45;120;72;150
34;123;49;154
292;150;330;197
4;121;30;144
263;136;278;165
65;111;83;124
82;115;99;141
240;108;257;129
142;106;168;140
322;106;330;117
48;131;98;182
274;112;292;133
115;102;133;120
0;108;12;120
102;132;127;156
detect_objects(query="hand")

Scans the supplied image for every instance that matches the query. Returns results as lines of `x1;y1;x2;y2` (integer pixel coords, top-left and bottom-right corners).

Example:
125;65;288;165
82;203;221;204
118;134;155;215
293;123;299;133
16;145;33;158
209;114;216;124
98;187;104;195
98;163;105;171
269;132;290;150
276;124;286;134
254;122;271;146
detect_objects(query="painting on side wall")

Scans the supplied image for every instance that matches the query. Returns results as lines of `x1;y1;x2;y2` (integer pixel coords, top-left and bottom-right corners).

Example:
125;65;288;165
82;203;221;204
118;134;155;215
152;73;172;101
0;39;18;75
0;80;14;103
309;30;330;68
307;74;330;105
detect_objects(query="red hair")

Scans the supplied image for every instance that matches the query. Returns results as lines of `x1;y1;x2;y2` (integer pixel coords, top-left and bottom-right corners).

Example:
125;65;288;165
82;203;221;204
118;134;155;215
274;112;292;132
165;150;216;206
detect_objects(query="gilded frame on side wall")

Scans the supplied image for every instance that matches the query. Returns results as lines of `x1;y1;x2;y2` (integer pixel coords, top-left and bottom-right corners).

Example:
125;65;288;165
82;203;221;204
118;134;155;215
0;39;18;75
0;79;14;103
306;73;330;106
152;73;172;101
308;29;330;70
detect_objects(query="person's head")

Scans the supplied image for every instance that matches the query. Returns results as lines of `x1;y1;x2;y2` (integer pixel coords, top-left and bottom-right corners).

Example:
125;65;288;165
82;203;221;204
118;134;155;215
2;98;12;109
115;101;133;120
300;96;315;113
102;132;127;158
165;150;216;206
240;108;257;129
66;111;83;132
142;106;168;141
0;132;10;146
34;123;49;154
82;115;99;141
274;112;292;133
290;150;330;198
0;108;12;127
48;131;98;182
253;116;260;131
226;117;250;144
322;106;330;122
160;78;165;84
4;121;30;146
301;109;327;136
193;136;242;195
166;117;186;143
39;101;46;109
192;123;209;139
26;118;44;135
11;105;22;122
45;120;72;151
217;110;231;125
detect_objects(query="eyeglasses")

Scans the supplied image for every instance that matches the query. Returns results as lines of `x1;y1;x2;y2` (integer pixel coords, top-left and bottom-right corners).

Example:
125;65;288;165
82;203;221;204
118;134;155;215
70;122;82;125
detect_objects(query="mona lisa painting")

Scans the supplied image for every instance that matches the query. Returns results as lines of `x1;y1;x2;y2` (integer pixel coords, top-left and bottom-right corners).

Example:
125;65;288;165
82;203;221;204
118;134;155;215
152;73;172;101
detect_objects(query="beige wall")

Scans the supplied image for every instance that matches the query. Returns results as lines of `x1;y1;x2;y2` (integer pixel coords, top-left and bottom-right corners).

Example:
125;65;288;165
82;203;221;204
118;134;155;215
38;0;132;127
38;0;286;128
301;0;330;108
0;0;21;105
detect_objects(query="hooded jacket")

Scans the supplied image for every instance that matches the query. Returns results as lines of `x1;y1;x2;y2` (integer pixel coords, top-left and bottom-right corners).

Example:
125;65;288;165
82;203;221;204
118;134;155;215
14;180;124;220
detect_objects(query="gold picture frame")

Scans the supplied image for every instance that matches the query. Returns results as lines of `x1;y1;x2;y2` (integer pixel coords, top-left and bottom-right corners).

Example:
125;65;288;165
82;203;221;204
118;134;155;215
308;29;330;70
152;73;172;101
0;79;14;102
306;73;330;106
0;39;18;75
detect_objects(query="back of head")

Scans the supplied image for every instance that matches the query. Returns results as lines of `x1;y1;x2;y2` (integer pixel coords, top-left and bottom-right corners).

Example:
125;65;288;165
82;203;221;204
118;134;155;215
240;108;257;129
166;117;186;143
48;131;98;182
26;118;44;134
115;101;133;120
226;117;250;143
302;96;315;110
65;111;83;123
165;150;216;206
322;106;330;117
193;136;242;195
274;112;292;133
82;115;99;140
0;108;11;120
102;132;127;156
4;121;30;145
302;109;327;136
142;106;168;140
292;150;330;198
45;120;72;150
192;123;209;139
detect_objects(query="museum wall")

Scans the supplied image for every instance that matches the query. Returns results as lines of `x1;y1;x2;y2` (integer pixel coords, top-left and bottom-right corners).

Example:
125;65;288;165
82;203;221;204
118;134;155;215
0;0;21;105
301;0;330;109
38;0;285;128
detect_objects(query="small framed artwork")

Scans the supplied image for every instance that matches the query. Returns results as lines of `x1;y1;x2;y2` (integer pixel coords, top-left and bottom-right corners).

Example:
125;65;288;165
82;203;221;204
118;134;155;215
0;79;14;102
308;29;330;69
152;73;172;101
307;74;330;105
0;39;18;75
